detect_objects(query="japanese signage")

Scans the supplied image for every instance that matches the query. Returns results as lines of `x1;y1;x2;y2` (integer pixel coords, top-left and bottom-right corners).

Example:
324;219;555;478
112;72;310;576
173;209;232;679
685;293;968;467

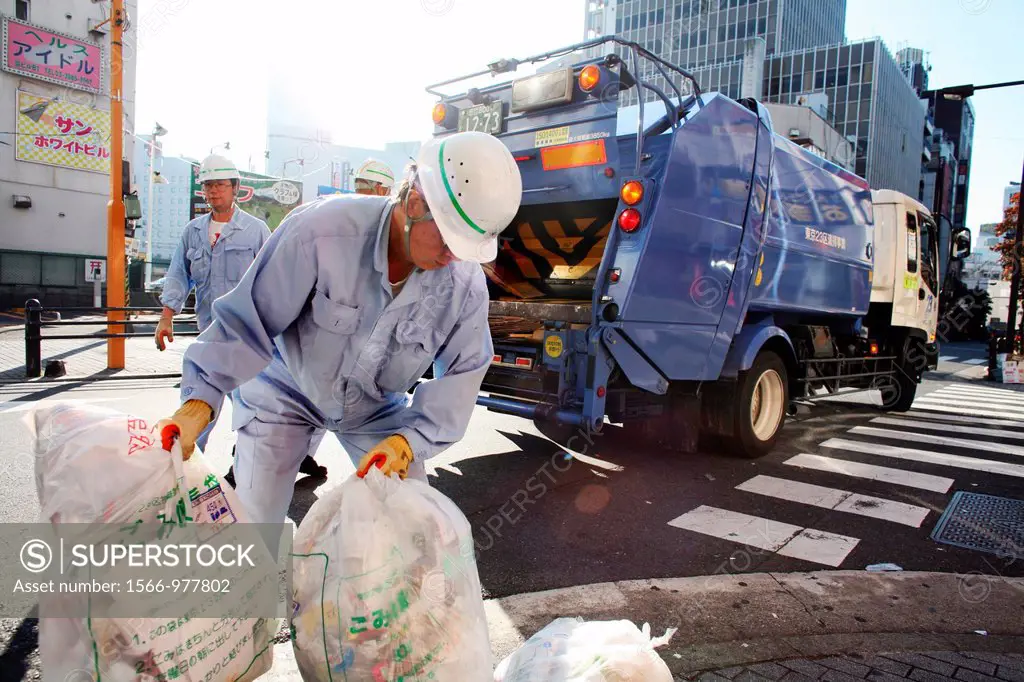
15;91;111;173
85;259;106;282
190;165;302;231
2;16;103;93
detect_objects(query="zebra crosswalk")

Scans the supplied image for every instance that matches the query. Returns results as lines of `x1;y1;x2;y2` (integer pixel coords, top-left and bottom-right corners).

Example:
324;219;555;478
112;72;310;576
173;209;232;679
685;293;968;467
666;382;1024;567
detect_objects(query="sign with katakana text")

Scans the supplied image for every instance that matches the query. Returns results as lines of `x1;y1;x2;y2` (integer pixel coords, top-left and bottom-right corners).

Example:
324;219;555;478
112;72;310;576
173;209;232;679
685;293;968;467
3;16;103;93
16;90;111;173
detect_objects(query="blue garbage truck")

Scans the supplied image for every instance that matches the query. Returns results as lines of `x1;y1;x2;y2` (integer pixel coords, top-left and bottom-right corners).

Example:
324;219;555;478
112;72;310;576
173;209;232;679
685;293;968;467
426;37;972;457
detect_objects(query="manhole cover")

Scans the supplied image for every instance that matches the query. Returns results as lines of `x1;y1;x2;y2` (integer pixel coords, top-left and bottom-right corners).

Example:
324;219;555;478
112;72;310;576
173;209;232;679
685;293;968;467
931;491;1024;556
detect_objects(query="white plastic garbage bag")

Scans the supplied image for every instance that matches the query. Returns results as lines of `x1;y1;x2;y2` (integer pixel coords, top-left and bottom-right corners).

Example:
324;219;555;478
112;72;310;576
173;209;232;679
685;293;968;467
29;401;275;682
290;465;492;681
493;617;677;682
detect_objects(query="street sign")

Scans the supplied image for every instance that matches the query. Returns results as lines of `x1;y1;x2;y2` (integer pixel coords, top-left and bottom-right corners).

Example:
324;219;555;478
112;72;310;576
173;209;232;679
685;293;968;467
85;259;106;282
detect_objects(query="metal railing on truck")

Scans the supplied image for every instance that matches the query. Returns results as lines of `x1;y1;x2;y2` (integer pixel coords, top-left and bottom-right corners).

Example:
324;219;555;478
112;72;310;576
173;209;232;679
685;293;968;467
21;298;199;380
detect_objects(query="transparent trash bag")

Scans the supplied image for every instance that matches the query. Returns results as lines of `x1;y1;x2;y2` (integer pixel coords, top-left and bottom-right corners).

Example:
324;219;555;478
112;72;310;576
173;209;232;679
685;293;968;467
290;466;492;681
493;617;677;682
29;401;274;682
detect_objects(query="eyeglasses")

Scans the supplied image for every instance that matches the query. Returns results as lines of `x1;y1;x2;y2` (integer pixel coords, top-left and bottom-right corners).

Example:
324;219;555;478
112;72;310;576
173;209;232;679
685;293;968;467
202;181;232;192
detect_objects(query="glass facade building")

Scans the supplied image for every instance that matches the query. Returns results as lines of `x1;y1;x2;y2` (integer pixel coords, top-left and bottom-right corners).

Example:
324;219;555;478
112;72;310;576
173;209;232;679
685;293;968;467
762;39;926;196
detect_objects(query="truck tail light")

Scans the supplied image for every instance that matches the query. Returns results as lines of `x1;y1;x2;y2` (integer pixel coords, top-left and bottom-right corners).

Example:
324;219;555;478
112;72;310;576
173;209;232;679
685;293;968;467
515;357;534;369
621;180;643;205
432;103;448;125
618;208;641;233
579;65;601;92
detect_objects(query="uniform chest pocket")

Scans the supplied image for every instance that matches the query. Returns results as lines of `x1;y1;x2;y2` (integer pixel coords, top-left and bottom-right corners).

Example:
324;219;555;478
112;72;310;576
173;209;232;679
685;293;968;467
375;320;450;395
187;247;210;285
223;243;255;283
299;290;361;383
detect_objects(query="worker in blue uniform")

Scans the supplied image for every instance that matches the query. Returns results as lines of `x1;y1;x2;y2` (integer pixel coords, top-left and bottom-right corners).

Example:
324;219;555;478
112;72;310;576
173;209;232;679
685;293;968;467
155;154;272;457
158;131;523;526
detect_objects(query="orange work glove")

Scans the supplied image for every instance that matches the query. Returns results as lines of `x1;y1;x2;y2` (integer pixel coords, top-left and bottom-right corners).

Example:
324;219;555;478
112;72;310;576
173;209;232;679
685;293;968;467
357;435;414;480
157;399;213;460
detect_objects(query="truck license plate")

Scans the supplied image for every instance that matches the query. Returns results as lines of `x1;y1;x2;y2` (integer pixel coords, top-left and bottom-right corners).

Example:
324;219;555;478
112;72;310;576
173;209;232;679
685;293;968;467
458;101;503;134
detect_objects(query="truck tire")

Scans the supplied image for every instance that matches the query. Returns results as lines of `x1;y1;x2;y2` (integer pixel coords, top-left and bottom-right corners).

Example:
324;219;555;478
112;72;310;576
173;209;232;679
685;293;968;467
878;368;917;412
725;351;789;458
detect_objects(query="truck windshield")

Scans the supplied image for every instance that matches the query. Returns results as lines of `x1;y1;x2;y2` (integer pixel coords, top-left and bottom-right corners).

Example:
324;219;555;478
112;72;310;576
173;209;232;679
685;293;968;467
917;212;938;293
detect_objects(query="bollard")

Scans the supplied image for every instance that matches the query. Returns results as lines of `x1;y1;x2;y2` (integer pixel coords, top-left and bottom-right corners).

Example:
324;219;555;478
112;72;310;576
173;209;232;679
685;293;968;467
25;299;42;378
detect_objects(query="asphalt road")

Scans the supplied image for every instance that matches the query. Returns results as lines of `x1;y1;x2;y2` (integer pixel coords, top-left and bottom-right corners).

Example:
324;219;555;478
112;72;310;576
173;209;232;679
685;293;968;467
1;341;1021;679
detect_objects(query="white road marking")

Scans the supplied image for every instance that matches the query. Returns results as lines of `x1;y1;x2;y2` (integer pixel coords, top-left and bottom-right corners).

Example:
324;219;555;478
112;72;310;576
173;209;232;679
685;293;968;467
871;417;1024;442
849;426;1024;457
938;356;955;362
666;505;859;567
908;403;1024;423
930;386;1024;403
736;475;930;527
822;438;1024;479
962;358;988;366
903;409;1024;430
913;398;1024;418
783;453;953;493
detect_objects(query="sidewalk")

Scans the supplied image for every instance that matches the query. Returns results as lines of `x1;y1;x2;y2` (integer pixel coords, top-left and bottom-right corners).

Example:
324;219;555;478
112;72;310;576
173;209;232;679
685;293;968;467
258;570;1024;680
0;316;193;383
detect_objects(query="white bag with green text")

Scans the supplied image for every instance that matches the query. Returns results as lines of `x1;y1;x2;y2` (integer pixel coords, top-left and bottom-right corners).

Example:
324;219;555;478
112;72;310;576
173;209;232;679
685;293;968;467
29;401;275;682
290;466;492;681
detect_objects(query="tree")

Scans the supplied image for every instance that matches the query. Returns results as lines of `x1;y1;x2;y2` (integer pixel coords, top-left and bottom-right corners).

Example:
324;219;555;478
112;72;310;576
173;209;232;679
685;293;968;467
994;189;1021;297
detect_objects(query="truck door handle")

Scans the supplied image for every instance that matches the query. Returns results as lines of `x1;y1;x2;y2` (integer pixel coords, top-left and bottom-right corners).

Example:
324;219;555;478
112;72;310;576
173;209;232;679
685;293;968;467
919;288;926;300
866;243;873;259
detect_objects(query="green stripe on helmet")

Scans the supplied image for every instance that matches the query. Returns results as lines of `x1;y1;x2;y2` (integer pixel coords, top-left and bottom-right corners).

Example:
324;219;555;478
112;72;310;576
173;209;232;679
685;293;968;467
364;168;393;180
438;140;486;235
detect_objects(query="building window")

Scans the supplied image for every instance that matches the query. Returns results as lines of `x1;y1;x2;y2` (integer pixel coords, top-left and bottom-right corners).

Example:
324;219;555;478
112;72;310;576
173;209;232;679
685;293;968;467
15;0;29;20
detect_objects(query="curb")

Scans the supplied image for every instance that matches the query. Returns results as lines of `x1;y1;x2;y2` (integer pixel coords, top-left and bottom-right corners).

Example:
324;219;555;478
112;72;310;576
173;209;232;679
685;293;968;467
261;570;1024;679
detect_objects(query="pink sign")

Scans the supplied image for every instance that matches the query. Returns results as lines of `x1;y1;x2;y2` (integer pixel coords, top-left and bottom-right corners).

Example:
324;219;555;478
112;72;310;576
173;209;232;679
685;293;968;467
2;17;102;93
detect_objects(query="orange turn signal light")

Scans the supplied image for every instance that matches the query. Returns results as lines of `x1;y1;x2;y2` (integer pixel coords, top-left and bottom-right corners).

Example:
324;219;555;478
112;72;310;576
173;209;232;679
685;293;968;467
432;103;447;125
621;180;643;205
579;65;601;92
618;208;641;233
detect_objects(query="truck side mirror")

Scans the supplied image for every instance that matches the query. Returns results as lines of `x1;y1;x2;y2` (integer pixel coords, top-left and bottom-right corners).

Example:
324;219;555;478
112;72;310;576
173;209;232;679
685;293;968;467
951;228;972;261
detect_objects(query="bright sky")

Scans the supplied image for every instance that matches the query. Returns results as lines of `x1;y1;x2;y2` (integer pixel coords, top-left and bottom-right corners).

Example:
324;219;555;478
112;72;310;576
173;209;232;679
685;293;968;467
133;0;1022;229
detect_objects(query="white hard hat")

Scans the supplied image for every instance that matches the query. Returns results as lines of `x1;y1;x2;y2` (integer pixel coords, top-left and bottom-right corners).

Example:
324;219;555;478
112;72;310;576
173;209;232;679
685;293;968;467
355;158;395;189
415;131;522;263
197;154;240;183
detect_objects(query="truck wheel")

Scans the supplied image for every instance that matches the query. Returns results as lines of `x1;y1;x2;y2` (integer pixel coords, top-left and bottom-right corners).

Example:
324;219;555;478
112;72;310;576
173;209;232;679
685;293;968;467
878;369;917;412
726;351;788;458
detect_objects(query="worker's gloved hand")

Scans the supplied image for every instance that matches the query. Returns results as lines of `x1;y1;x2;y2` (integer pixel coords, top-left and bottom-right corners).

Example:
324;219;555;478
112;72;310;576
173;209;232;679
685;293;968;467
357;435;414;480
155;315;174;351
157;399;213;461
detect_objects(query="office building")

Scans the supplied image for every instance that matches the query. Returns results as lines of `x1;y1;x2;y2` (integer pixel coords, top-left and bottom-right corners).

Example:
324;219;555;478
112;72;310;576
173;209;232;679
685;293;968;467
131;135;194;277
0;0;138;308
584;0;845;102
762;38;925;197
921;88;975;229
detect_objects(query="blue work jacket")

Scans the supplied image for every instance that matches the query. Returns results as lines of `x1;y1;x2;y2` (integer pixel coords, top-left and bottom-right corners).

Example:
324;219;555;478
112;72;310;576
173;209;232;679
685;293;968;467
160;206;271;330
178;194;493;462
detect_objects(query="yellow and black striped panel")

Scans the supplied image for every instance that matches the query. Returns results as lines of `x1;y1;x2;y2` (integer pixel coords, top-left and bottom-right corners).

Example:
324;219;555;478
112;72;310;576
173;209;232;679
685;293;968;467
488;200;617;300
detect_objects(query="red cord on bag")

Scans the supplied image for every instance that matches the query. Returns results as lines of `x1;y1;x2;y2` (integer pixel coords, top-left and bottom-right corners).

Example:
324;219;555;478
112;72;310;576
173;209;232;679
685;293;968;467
356;453;388;479
161;423;180;452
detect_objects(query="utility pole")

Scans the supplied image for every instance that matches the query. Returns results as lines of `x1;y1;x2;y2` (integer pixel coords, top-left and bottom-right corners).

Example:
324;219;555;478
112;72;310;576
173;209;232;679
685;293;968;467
106;0;126;369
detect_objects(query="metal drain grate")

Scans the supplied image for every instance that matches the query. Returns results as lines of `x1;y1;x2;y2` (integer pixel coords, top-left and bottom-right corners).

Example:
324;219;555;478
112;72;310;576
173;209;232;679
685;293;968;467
931;492;1024;556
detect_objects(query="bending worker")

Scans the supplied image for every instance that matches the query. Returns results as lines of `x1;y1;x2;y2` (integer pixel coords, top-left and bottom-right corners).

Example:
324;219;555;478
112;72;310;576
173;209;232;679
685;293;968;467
220;156;399;485
155;154;271;456
159;131;522;526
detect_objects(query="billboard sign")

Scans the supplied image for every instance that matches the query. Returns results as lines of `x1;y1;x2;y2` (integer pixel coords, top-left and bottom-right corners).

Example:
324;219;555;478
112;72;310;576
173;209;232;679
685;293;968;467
3;16;103;93
190;165;302;230
15;90;111;173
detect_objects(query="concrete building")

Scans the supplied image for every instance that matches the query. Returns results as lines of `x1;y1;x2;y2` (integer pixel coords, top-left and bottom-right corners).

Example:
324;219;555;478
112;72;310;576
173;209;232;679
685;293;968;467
921;88;975;229
0;0;138;309
762;39;925;197
1003;182;1019;212
131;134;194;278
764;101;854;170
960;223;1012;328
